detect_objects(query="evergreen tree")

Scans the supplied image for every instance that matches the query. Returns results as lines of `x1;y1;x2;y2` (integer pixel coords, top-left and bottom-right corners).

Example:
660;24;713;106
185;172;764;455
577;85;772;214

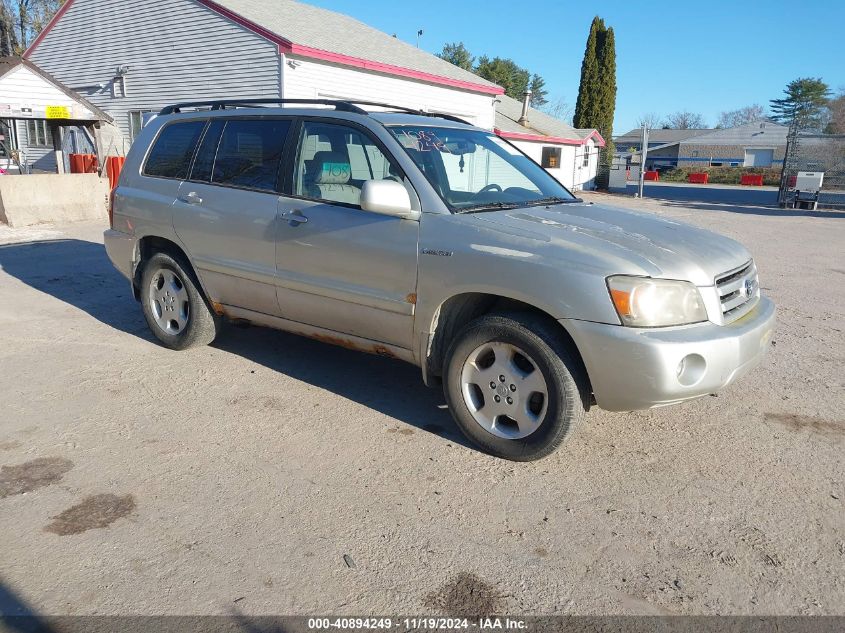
574;17;617;167
528;74;548;107
475;56;531;101
770;77;831;130
573;17;602;130
595;25;616;161
437;42;474;72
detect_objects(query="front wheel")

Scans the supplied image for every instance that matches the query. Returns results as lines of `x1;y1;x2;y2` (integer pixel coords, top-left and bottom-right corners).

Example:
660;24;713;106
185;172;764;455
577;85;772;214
140;252;220;350
443;313;587;461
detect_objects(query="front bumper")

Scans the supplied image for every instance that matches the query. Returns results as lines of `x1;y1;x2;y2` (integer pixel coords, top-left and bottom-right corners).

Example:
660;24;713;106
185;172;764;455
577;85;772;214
562;296;776;411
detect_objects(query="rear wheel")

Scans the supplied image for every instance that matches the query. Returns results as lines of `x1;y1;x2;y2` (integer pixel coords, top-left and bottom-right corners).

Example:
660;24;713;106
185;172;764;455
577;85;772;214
443;313;587;461
140;252;220;350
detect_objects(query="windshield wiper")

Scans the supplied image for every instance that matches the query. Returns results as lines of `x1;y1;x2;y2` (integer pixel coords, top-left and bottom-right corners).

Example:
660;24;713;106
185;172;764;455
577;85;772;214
454;201;522;214
524;196;578;207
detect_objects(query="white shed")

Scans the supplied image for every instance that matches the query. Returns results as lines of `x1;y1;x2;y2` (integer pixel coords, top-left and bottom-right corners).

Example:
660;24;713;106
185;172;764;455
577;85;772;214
494;94;605;191
0;56;116;173
24;0;503;156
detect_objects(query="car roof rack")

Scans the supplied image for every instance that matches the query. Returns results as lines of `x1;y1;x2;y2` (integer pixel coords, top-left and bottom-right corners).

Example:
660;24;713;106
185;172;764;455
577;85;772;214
157;98;472;125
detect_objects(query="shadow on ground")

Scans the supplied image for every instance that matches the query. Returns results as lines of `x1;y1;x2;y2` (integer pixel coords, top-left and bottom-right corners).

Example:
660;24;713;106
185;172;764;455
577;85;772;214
0;238;461;445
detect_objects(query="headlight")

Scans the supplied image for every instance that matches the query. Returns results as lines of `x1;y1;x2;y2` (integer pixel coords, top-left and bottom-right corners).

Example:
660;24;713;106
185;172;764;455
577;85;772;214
607;275;707;327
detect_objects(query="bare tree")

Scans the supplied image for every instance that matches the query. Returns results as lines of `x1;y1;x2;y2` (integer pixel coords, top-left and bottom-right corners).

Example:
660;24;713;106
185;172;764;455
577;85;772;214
661;111;707;129
540;96;573;124
716;105;766;128
635;112;661;129
4;0;63;53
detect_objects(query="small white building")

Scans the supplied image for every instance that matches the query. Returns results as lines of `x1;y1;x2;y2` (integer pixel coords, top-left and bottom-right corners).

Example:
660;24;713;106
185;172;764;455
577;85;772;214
494;94;605;191
0;56;116;173
24;0;600;188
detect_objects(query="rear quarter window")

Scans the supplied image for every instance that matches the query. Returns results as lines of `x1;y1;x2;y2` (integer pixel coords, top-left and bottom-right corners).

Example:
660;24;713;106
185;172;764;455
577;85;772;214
144;121;206;179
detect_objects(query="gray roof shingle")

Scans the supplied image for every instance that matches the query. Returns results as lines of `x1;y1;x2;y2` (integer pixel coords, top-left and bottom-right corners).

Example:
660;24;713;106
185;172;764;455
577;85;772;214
211;0;501;92
494;93;599;142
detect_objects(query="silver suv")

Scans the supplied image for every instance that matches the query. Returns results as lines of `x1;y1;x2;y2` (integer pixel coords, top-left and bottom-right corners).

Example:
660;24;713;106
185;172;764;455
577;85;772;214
104;99;775;460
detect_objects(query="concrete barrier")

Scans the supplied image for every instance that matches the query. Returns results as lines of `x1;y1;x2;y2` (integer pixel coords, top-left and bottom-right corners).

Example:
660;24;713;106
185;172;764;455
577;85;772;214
0;173;109;227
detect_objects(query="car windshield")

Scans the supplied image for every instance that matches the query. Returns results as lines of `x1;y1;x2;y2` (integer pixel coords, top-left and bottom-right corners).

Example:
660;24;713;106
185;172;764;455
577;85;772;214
387;125;578;212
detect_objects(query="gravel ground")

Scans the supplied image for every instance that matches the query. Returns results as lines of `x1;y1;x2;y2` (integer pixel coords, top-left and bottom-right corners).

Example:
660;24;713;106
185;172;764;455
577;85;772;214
0;194;843;617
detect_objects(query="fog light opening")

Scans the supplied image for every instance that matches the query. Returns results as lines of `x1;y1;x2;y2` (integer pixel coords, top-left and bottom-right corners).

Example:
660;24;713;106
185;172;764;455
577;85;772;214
676;353;706;387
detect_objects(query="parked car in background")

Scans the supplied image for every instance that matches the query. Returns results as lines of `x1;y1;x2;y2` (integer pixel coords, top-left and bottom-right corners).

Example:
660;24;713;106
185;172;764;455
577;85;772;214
104;99;775;460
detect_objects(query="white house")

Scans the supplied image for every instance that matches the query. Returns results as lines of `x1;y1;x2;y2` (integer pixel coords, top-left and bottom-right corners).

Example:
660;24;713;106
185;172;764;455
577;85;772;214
494;94;604;191
23;0;599;189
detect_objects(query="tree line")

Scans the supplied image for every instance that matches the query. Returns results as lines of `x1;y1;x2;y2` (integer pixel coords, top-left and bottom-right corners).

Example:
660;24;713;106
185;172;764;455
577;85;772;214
637;79;844;133
1;0;64;56
437;42;549;108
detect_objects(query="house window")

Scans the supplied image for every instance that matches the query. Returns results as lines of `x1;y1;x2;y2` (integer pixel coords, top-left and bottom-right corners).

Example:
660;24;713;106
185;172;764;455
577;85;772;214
582;149;590;168
129;110;153;141
541;146;561;169
26;119;50;147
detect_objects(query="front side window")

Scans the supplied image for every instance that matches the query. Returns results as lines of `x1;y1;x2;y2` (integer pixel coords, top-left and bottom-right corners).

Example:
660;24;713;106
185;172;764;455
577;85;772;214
211;119;290;192
388;126;576;212
144;121;205;179
294;121;399;206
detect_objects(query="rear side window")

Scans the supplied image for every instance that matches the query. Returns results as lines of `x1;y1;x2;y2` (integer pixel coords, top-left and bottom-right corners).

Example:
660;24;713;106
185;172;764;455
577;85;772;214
144;121;205;179
211;119;291;192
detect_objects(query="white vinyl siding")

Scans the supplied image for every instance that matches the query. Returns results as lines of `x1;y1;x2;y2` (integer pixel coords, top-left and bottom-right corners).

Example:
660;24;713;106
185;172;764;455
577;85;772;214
28;0;282;153
509;140;600;191
285;57;496;130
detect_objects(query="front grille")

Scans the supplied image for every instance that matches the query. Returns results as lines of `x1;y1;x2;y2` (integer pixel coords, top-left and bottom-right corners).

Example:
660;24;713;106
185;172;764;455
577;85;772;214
716;260;758;323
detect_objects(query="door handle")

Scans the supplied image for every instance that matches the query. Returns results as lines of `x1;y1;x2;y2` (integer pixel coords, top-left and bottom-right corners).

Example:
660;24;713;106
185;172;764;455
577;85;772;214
281;209;308;225
178;191;202;205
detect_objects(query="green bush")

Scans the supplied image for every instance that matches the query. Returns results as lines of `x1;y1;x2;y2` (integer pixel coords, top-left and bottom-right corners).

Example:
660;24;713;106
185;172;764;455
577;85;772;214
656;166;780;186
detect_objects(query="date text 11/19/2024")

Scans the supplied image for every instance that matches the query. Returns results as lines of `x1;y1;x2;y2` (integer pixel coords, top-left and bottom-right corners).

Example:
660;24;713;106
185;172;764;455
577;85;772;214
307;617;528;630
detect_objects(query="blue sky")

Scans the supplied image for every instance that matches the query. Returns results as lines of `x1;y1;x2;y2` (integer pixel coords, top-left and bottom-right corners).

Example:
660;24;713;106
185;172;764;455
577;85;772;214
306;0;844;133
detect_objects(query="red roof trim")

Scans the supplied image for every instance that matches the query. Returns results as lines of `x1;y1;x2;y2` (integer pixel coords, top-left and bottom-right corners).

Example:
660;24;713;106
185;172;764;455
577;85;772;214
285;43;504;95
199;0;502;95
495;128;606;147
23;0;76;57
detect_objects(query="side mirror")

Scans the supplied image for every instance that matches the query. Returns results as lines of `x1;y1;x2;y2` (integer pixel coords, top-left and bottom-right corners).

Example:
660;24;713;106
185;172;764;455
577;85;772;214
360;180;419;221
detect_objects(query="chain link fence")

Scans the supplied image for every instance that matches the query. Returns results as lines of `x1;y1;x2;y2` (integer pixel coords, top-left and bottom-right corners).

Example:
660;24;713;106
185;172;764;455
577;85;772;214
778;132;845;209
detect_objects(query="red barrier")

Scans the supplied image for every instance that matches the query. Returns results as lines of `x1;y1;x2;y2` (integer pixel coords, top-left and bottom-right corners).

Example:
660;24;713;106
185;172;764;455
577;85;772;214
740;174;764;186
69;153;98;174
644;170;659;181
106;156;126;190
688;173;709;184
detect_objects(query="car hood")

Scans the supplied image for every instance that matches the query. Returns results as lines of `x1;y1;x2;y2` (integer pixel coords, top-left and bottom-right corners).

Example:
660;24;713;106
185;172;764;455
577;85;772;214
469;201;751;286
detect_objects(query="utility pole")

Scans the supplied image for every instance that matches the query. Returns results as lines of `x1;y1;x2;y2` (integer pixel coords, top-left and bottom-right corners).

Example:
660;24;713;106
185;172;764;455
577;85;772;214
637;125;649;198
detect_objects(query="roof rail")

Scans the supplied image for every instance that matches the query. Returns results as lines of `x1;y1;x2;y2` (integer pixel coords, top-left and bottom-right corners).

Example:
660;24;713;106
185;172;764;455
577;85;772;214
157;98;369;116
157;98;473;125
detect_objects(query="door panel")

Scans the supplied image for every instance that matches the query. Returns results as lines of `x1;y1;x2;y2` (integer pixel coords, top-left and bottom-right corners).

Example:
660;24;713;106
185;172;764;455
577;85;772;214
275;120;419;348
172;118;291;315
174;182;280;315
275;200;419;346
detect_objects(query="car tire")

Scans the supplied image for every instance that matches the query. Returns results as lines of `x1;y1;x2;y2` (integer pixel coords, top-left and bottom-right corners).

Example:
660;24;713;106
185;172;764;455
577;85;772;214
140;252;220;350
443;312;587;461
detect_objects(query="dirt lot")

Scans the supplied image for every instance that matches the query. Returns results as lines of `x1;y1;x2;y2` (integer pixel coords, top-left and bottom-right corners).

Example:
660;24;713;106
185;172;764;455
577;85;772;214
0;194;843;617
